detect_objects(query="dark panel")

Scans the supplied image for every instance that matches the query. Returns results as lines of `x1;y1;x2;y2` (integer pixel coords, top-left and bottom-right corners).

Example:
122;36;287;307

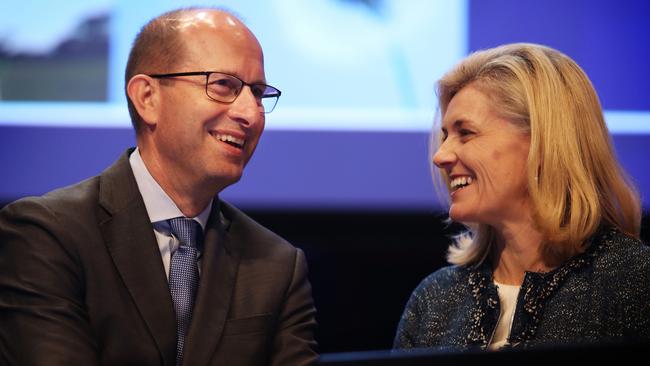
1;197;648;352
247;210;650;353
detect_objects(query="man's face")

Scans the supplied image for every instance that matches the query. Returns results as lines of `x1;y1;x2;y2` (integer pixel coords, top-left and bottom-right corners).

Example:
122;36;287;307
152;13;266;192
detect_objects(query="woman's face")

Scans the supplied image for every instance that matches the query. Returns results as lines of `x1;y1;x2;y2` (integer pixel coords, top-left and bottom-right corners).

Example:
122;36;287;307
433;84;532;227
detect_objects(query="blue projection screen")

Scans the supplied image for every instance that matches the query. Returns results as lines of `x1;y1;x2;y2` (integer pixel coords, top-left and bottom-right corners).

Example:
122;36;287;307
1;0;649;210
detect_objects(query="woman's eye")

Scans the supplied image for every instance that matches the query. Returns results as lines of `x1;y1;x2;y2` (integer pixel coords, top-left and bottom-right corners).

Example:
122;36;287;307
439;129;448;142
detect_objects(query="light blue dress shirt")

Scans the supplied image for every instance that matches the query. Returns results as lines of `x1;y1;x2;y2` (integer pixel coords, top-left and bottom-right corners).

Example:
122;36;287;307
129;148;212;279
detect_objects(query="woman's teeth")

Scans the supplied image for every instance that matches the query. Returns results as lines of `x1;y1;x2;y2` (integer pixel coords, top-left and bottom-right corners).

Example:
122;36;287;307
450;176;473;190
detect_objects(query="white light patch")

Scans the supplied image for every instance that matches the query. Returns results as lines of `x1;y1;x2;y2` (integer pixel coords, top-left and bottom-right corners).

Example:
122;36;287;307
1;103;648;135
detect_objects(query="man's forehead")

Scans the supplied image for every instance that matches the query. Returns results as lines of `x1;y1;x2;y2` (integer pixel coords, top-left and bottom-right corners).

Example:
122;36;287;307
170;10;260;51
164;10;264;77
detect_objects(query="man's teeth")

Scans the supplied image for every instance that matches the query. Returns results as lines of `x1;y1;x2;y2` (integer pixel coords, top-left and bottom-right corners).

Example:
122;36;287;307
450;176;473;189
215;134;244;148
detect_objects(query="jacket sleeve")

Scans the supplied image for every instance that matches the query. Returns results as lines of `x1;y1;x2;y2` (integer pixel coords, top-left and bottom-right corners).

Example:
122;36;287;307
269;248;318;366
392;284;424;350
0;198;100;366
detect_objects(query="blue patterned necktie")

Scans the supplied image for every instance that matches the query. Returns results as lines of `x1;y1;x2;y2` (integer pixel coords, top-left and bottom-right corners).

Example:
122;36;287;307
168;217;201;366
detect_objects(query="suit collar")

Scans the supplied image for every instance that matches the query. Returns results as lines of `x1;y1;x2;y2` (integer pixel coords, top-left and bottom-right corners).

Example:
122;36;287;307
98;149;247;365
184;199;242;365
98;148;177;366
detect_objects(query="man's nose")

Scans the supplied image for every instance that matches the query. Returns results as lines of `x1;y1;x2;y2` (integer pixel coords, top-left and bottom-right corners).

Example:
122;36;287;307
229;86;263;125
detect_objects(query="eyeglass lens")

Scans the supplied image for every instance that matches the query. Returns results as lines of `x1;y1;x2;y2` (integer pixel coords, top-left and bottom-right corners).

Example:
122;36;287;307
207;73;279;113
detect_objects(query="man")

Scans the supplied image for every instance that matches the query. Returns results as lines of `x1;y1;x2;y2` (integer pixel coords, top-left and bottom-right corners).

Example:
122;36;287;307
0;8;317;366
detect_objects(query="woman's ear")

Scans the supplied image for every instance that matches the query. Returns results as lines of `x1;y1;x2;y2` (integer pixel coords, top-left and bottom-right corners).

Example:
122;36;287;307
126;74;160;129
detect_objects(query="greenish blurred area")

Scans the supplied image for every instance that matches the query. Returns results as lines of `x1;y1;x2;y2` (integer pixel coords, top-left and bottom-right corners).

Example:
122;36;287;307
0;56;108;101
0;12;109;102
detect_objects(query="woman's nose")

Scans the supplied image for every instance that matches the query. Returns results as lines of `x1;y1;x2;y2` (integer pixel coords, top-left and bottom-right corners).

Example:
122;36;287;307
432;140;456;169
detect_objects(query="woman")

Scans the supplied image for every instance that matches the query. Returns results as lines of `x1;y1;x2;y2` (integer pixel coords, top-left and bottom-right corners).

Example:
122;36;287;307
393;43;649;351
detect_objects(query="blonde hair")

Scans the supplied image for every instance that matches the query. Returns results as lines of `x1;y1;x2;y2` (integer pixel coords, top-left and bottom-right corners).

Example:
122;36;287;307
432;43;641;267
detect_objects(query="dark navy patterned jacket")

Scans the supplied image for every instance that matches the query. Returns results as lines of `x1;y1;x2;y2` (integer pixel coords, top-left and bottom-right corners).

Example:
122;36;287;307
394;227;650;350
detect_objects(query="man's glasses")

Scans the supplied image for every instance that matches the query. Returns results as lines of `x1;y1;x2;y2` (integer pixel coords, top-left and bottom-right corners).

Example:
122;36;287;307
148;71;282;113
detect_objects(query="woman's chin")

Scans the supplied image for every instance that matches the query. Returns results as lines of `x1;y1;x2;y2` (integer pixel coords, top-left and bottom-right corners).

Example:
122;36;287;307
448;207;479;224
448;207;466;221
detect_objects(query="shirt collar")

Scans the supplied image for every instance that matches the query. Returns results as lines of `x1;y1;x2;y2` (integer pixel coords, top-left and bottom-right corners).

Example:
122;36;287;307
129;148;212;230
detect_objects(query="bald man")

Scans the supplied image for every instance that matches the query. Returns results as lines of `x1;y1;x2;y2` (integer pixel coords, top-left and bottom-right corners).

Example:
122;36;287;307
0;8;317;366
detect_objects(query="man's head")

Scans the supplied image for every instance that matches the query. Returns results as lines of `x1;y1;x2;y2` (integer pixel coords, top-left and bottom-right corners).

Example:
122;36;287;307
125;8;269;197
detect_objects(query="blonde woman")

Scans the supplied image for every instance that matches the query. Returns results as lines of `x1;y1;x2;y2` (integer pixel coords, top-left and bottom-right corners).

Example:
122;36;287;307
394;43;649;350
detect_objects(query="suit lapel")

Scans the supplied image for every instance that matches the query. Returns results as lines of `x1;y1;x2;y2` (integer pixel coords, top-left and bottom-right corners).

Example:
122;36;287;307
98;150;177;366
184;200;242;365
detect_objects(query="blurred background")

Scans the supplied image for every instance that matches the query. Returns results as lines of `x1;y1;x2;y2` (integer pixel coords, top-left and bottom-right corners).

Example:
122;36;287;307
1;0;649;353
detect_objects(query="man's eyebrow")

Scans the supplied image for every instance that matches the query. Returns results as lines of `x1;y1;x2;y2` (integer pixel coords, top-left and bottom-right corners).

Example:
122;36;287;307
220;70;266;85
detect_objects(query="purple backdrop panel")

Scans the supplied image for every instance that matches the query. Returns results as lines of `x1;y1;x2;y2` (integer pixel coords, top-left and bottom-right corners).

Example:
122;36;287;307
1;126;648;210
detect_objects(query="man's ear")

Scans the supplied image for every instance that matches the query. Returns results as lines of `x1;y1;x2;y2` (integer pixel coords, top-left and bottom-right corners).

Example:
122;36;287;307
127;75;160;128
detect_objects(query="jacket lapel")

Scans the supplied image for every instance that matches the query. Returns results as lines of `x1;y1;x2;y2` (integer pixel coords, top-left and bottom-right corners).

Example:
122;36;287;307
184;200;242;365
98;149;177;366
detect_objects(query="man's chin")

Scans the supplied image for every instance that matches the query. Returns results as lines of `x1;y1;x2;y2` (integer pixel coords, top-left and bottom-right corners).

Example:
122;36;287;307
200;166;243;193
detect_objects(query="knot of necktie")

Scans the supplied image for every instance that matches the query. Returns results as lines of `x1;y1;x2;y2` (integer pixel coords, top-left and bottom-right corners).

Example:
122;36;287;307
169;217;201;249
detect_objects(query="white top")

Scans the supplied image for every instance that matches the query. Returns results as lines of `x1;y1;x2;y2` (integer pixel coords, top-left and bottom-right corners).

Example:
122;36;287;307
129;148;212;279
489;282;521;350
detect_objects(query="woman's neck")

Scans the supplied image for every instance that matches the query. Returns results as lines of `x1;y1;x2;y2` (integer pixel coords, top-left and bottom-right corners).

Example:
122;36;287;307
491;219;550;285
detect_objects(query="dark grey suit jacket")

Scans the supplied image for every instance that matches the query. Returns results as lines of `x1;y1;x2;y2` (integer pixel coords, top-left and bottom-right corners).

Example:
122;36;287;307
0;150;318;366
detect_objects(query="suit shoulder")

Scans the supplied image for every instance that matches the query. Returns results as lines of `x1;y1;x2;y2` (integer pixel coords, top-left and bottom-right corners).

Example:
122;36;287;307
1;176;100;223
0;177;103;263
594;228;650;280
413;265;467;298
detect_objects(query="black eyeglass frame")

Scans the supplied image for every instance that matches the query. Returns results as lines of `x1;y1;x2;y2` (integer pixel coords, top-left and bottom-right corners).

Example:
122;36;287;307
148;71;282;113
